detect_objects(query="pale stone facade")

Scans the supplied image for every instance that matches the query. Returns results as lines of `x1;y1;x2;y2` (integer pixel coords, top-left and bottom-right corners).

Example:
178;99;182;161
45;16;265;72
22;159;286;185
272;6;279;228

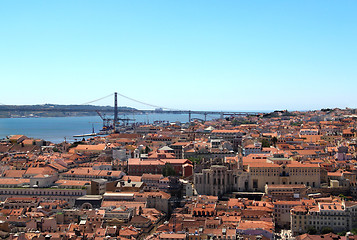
194;156;250;196
194;165;249;196
194;156;321;195
291;202;357;235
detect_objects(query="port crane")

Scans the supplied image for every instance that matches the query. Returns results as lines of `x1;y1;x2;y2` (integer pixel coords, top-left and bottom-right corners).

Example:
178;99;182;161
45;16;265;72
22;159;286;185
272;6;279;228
95;110;112;129
95;110;114;134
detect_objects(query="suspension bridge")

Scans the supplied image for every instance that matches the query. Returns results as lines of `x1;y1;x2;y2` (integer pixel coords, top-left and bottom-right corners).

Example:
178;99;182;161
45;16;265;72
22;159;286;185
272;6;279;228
0;92;263;122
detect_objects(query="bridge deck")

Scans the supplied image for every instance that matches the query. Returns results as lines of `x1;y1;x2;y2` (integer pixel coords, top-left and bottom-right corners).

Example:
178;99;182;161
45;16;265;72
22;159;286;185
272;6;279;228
0;107;262;116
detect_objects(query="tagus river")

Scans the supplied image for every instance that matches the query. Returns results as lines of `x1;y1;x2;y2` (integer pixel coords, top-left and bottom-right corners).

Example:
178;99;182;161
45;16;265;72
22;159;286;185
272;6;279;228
0;113;220;143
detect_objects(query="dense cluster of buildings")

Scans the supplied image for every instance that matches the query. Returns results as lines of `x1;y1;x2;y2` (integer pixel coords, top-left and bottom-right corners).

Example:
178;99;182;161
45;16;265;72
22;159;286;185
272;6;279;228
1;108;357;239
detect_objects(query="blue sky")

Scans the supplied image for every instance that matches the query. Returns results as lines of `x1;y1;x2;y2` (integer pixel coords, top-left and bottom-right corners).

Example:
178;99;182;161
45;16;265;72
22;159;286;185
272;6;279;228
0;1;356;111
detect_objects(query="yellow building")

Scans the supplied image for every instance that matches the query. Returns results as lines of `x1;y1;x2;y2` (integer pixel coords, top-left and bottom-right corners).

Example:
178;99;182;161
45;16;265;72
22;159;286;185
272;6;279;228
247;160;320;191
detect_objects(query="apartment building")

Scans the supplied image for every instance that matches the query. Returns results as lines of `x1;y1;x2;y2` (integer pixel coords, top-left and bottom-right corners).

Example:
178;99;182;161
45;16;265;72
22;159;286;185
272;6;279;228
291;201;357;235
243;142;270;156
265;184;307;200
0;187;87;206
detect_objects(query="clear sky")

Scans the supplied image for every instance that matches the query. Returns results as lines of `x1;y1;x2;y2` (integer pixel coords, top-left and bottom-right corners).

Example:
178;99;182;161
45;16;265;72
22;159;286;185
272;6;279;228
0;1;356;111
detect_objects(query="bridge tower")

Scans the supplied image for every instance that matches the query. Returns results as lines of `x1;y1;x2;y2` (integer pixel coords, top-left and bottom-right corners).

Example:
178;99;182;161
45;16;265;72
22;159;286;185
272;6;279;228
114;92;118;129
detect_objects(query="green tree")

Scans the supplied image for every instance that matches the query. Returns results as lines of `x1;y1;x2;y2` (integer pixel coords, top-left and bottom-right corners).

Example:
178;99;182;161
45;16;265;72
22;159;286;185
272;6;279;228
321;227;334;234
187;157;202;165
290;121;303;126
271;137;278;147
162;163;176;177
339;194;348;201
68;141;83;149
231;119;240;126
261;138;271;148
306;226;317;235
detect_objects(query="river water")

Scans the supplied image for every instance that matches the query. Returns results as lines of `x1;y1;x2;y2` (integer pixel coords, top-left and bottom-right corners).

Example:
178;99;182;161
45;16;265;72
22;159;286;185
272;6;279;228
0;113;220;143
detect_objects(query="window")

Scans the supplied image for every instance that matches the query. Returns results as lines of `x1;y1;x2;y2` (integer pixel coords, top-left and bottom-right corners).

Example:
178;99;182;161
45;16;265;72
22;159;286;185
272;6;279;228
253;180;258;189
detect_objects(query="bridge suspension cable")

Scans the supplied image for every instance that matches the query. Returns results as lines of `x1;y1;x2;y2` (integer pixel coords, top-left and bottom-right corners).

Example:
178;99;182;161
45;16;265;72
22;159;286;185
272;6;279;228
80;92;185;111
115;92;183;111
80;93;114;105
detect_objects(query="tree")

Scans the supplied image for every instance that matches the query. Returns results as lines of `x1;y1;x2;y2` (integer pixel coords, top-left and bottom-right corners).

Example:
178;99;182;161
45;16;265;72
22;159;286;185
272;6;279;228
68;141;83;149
231;118;239;126
271;137;278;147
306;226;317;235
321;227;334;234
162;163;176;177
290;121;302;126
261;138;271;148
187;157;202;165
339;194;348;201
